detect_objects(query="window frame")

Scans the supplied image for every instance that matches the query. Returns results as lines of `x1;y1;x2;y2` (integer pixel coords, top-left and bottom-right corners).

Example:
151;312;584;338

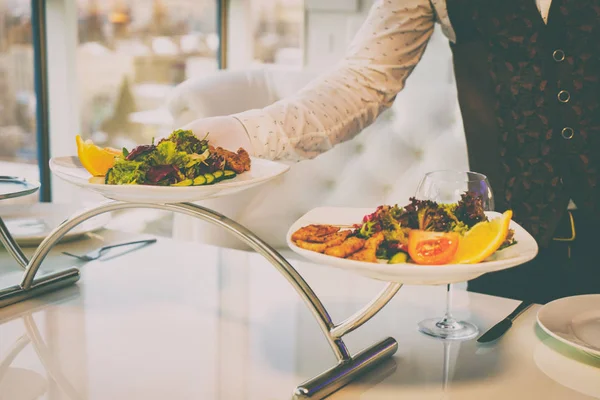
218;0;228;69
32;0;51;201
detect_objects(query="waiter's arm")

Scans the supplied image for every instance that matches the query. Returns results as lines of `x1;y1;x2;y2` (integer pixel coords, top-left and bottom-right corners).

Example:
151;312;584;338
184;0;437;161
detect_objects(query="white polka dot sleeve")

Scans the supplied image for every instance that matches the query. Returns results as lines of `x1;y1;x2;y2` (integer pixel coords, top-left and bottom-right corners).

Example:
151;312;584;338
232;0;437;161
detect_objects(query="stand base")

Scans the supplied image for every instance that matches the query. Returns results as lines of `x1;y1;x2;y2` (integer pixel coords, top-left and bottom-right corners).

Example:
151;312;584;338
293;337;398;399
418;317;479;341
0;268;80;309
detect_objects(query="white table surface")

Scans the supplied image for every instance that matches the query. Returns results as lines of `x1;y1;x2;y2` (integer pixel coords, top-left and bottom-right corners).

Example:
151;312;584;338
0;231;599;400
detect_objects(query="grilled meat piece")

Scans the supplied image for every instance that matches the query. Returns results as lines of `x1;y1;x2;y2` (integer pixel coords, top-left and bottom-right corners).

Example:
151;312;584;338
306;229;351;244
325;237;365;258
295;231;352;253
347;232;384;262
347;249;377;262
295;240;328;253
209;146;251;174
291;225;340;242
323;230;352;245
364;232;385;250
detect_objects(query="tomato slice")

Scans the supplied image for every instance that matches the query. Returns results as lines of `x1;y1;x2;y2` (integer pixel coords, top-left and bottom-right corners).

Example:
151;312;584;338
408;230;460;265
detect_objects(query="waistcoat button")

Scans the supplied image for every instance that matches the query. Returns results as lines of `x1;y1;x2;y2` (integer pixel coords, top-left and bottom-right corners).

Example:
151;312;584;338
561;127;575;139
553;49;565;62
558;90;571;103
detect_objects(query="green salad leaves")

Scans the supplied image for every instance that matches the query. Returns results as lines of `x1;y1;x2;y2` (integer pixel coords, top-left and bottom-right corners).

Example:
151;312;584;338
356;193;492;259
105;130;247;186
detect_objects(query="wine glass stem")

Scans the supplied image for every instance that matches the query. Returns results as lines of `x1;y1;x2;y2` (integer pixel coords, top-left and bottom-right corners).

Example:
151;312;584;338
442;341;450;391
436;284;457;329
445;283;453;319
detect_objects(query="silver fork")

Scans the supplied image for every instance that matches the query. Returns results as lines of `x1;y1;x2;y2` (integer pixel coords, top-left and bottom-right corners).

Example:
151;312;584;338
62;239;157;262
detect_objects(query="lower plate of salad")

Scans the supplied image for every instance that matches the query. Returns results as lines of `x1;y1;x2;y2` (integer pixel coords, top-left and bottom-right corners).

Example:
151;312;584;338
50;131;289;204
286;202;538;285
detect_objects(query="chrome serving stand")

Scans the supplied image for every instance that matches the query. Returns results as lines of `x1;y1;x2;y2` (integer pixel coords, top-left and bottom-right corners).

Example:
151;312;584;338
0;176;403;399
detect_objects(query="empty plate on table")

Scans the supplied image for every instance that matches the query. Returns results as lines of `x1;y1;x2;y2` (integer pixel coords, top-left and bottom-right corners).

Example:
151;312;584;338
0;177;40;200
0;203;110;246
50;156;290;204
286;207;538;285
537;294;600;358
534;330;600;398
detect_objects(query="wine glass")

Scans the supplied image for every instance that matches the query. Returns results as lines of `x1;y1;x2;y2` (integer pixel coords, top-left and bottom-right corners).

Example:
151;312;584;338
415;170;494;340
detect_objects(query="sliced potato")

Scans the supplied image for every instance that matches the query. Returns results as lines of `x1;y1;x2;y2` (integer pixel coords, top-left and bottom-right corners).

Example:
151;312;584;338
325;237;365;258
295;240;328;253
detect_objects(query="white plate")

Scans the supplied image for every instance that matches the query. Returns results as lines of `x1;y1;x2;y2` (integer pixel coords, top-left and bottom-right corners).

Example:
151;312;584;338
0;203;110;246
1;203;110;246
0;177;40;200
286;207;538;285
50;156;290;204
537;295;600;358
534;332;600;398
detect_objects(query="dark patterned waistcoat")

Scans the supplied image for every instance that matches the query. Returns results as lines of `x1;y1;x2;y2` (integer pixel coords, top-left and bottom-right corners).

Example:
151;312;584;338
446;0;600;245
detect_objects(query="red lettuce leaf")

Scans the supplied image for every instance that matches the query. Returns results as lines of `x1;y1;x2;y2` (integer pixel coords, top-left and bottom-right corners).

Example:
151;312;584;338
146;165;178;184
126;144;155;161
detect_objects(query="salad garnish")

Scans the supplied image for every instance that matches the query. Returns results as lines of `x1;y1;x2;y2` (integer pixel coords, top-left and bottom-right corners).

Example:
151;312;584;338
103;130;251;186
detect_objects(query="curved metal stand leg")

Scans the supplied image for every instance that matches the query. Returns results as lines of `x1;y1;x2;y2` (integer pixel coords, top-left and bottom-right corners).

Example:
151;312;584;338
0;216;29;268
1;201;403;399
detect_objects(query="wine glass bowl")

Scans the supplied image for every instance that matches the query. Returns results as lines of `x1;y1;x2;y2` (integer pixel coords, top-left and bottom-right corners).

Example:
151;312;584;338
415;170;494;341
415;170;494;210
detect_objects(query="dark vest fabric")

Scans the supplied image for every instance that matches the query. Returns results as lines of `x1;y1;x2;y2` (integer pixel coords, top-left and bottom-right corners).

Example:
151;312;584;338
446;0;600;245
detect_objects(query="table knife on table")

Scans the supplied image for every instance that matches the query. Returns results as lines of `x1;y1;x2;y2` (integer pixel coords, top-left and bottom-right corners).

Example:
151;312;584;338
477;301;534;344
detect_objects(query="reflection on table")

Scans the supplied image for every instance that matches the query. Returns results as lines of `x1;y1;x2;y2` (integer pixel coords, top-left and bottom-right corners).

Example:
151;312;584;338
0;233;598;399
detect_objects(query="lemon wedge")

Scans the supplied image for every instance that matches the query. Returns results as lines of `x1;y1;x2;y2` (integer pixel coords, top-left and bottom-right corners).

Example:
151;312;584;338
452;210;513;264
76;135;121;177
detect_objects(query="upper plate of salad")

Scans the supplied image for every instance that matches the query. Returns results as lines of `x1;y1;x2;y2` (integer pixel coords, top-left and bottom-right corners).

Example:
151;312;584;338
49;130;289;203
286;195;538;285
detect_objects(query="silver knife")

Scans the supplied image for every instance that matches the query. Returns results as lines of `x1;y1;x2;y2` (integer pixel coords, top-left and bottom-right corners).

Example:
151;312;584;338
477;301;534;343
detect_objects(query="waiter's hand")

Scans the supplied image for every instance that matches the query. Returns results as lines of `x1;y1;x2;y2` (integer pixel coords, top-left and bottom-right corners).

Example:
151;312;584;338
181;116;253;154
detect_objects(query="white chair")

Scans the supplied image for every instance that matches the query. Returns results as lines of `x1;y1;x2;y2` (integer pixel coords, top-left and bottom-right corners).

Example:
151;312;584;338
167;28;469;250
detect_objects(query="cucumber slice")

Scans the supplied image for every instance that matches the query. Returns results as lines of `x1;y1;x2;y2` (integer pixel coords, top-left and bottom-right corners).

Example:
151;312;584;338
213;170;224;181
172;179;193;187
193;176;207;186
388;252;408;264
222;170;236;179
204;173;215;185
105;169;112;184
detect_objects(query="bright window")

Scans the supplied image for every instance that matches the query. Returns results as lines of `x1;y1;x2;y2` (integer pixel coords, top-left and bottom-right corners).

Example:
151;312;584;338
75;0;220;150
226;0;303;69
74;0;304;151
